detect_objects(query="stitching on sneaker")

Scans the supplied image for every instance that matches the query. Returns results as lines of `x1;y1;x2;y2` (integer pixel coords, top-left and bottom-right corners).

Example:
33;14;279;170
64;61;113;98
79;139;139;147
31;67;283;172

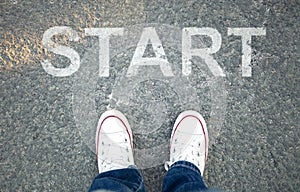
96;115;133;161
170;114;207;170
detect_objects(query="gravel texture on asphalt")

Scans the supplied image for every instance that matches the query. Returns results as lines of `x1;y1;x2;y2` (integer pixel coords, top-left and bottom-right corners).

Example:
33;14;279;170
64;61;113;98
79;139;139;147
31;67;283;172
0;0;299;191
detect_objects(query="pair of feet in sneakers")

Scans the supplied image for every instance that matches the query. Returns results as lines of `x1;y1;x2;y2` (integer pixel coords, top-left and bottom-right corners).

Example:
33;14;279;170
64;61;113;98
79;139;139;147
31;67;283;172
96;110;208;176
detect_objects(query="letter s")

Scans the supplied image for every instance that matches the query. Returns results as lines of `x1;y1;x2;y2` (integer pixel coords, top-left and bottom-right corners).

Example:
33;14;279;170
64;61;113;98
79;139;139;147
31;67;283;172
41;26;80;77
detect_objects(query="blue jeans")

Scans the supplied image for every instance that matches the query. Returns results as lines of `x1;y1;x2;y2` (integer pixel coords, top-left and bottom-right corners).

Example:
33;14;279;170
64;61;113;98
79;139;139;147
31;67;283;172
89;161;214;192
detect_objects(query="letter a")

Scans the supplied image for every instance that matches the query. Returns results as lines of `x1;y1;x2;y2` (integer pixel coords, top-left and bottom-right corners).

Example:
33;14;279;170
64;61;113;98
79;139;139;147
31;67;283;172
127;27;174;77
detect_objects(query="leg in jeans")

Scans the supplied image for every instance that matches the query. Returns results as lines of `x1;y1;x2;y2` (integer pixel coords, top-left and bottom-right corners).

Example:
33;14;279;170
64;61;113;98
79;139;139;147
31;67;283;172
162;161;207;192
89;167;145;192
163;110;211;192
89;110;145;192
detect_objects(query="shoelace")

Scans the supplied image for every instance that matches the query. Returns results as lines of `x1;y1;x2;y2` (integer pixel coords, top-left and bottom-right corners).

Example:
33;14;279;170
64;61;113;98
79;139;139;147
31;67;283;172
165;135;205;171
98;136;133;172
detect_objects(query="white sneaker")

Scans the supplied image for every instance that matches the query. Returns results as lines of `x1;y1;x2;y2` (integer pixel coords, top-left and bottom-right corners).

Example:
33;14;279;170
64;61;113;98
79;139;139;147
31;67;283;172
96;110;135;173
165;110;209;176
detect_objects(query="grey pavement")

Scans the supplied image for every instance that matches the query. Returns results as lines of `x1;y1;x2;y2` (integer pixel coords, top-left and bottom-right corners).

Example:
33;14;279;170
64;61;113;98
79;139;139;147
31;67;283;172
0;0;299;191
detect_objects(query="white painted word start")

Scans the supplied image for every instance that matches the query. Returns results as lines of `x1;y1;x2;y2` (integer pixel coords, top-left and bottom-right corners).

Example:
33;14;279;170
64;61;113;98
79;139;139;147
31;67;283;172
41;26;266;77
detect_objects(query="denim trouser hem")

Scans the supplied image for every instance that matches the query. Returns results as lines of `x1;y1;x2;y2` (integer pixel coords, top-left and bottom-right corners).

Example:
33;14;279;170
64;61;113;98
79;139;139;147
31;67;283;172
89;161;210;192
89;167;145;192
169;160;202;175
162;160;207;192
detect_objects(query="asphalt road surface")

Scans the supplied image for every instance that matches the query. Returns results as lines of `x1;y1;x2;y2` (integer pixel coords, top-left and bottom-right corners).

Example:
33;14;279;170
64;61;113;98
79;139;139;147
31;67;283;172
0;0;299;191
